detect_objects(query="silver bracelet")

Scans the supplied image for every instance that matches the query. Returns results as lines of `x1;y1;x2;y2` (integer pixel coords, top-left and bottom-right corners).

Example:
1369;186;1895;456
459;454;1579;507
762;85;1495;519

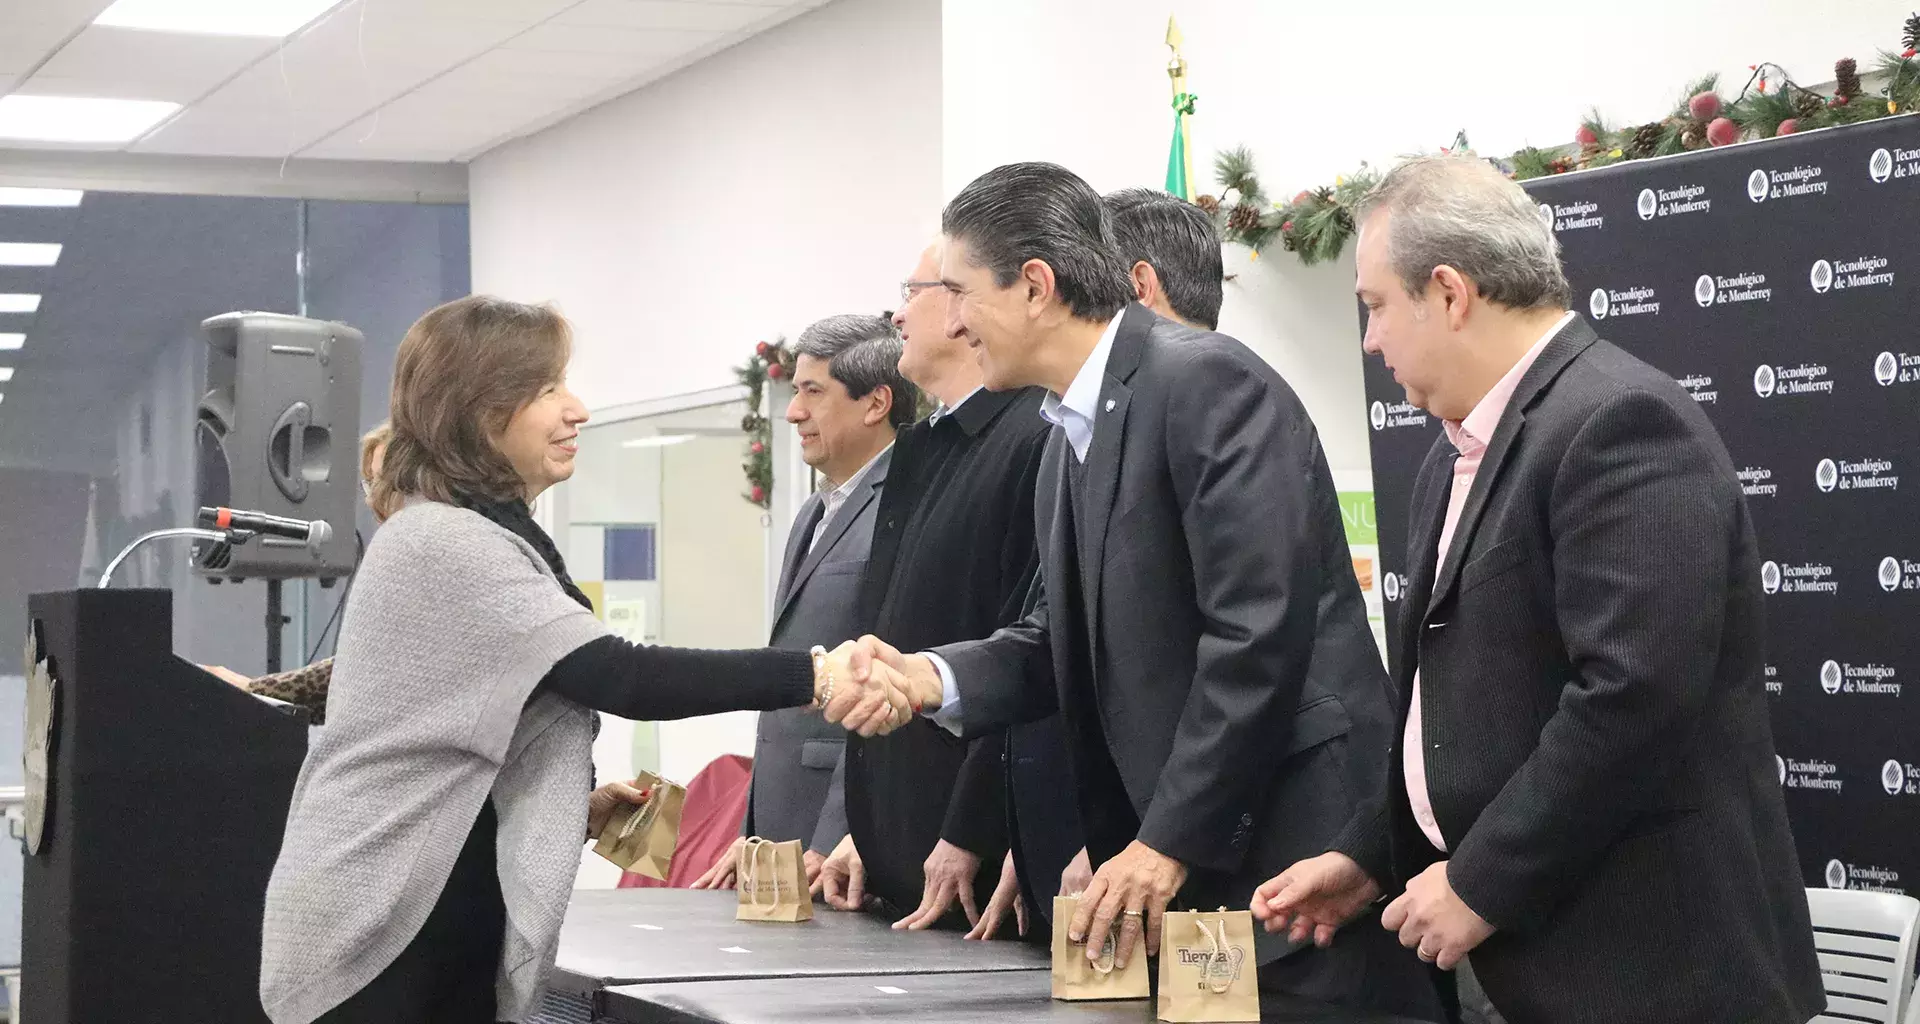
810;645;833;709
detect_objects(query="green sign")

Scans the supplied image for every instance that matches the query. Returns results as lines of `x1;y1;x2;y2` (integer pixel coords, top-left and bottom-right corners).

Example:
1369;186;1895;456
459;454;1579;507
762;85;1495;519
1337;491;1376;546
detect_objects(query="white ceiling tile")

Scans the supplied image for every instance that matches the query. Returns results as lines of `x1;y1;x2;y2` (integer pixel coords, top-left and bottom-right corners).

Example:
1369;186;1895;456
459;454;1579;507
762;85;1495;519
0;0;119;80
23;26;275;102
555;0;785;34
507;22;723;58
468;44;664;82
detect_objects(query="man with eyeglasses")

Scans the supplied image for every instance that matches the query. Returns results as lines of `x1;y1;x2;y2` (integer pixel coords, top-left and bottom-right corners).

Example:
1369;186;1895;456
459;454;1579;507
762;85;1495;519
812;243;1058;937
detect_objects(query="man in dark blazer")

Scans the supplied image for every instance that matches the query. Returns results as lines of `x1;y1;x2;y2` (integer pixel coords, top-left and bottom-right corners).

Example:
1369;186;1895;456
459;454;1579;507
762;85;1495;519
1256;156;1824;1024
690;314;915;890
974;187;1236;942
843;163;1434;1017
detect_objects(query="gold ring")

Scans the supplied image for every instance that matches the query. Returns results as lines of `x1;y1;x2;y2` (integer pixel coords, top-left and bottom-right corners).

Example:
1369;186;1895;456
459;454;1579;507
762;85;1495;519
1122;910;1144;918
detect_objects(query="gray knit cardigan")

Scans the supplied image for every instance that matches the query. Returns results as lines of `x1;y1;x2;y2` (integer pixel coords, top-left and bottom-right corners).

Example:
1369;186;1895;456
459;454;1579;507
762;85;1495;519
259;499;609;1023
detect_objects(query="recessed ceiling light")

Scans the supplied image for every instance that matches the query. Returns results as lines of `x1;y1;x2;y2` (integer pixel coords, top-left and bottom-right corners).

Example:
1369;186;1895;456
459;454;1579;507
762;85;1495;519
95;0;344;38
0;95;180;144
0;187;84;207
0;244;60;267
0;294;41;313
621;434;699;449
0;334;22;351
0;368;13;383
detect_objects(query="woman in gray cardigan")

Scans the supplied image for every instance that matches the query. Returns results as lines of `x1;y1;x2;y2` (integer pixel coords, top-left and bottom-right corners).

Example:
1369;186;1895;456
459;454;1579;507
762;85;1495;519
258;296;910;1024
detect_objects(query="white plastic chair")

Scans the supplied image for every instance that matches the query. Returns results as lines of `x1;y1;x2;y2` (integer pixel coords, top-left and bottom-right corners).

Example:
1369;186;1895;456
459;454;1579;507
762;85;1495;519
1806;888;1920;1024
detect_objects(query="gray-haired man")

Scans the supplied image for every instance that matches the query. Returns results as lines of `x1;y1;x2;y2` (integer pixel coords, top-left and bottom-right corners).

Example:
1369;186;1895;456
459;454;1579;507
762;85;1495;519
691;314;918;890
1258;155;1822;1024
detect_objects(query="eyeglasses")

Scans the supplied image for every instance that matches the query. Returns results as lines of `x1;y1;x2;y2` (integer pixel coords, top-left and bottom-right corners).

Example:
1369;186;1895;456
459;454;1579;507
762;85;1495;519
899;280;944;304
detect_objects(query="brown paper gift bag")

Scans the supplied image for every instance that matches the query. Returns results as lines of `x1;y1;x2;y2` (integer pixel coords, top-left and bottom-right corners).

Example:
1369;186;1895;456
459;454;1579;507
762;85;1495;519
1156;908;1260;1022
591;770;685;881
1050;895;1150;1001
734;836;814;923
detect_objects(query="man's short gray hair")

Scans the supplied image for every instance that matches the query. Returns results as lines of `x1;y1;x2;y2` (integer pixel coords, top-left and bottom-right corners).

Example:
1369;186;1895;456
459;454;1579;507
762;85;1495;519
794;313;918;429
1353;156;1572;311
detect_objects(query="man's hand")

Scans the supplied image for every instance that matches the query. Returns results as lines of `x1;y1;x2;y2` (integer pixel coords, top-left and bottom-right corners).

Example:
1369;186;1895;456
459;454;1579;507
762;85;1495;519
815;833;866;910
1068;841;1187;970
818;641;914;737
1059;847;1093;897
690;836;746;890
803;848;826;888
967;850;1028;941
1380;860;1495;971
1252;851;1380;949
895;840;982;930
850;635;946;713
586;779;652;841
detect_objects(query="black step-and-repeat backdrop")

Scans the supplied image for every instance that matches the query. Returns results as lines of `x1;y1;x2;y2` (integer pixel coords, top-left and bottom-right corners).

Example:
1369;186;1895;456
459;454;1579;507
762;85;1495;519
1362;116;1920;897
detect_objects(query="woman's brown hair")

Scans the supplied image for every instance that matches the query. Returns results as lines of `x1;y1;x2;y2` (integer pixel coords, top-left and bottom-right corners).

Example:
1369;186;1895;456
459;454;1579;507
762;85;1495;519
369;296;571;520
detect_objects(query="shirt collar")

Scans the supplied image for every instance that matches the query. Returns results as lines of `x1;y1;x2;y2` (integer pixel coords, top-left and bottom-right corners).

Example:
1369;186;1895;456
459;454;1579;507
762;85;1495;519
1444;310;1573;456
827;441;892;503
1039;310;1126;429
928;387;982;426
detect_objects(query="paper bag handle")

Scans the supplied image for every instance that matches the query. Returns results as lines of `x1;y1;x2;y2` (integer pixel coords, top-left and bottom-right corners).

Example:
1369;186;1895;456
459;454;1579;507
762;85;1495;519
741;836;781;907
1197;910;1233;995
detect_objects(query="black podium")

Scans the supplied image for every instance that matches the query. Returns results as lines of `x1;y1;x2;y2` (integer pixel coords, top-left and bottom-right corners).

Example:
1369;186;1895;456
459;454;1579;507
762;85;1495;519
22;588;310;1023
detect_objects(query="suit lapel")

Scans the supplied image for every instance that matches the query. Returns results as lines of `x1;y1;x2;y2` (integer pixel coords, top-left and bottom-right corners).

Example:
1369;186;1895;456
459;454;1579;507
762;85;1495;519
775;495;823;613
1400;443;1454;681
776;448;891;627
1078;305;1152;640
1424;316;1598;620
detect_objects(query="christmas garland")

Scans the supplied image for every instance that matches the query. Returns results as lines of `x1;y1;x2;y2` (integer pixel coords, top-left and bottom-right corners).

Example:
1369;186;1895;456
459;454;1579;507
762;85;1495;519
1200;13;1920;267
733;338;795;508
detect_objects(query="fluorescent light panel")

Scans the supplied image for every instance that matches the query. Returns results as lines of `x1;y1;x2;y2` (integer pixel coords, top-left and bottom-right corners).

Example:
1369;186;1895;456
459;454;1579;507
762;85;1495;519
0;244;60;267
0;334;23;351
0;368;13;382
0;187;84;207
622;434;698;449
0;294;42;313
94;0;344;38
0;95;179;144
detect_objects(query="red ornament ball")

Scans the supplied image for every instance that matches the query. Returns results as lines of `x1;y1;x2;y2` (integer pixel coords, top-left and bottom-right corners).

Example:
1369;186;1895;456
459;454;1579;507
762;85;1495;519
1574;125;1599;147
1281;220;1294;232
1706;117;1739;147
750;441;765;454
1291;190;1311;206
750;485;766;503
1776;118;1800;136
766;362;785;380
1689;92;1721;120
755;341;771;357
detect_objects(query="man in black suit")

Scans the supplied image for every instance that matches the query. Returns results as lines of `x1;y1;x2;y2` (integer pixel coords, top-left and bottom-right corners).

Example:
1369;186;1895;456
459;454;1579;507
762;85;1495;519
691;314;914;890
840;163;1433;1016
1256;156;1824;1024
973;187;1233;941
812;243;1052;933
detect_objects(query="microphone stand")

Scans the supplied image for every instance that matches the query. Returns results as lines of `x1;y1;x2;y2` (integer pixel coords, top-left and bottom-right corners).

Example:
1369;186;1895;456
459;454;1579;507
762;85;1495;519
98;527;288;672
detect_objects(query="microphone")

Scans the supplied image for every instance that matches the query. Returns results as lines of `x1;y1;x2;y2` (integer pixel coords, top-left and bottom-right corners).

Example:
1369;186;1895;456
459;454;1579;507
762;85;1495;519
197;507;333;549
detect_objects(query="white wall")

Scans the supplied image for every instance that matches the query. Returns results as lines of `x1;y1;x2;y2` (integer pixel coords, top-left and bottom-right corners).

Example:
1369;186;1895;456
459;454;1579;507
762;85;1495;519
469;0;943;413
941;0;1914;481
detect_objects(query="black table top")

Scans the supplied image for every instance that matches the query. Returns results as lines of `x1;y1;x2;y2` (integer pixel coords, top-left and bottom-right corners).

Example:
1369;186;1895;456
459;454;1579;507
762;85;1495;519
600;970;1438;1024
549;889;1049;995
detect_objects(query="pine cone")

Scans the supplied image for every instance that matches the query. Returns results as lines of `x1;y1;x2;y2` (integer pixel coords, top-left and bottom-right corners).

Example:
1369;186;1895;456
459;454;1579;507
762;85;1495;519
1796;90;1826;121
1227;203;1263;233
1626;122;1665;158
1904;11;1920;52
1835;57;1862;101
1194;194;1221;216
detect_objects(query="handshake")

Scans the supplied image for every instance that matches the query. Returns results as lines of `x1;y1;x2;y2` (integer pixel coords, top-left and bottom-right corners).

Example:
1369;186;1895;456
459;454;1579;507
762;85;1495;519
809;636;945;738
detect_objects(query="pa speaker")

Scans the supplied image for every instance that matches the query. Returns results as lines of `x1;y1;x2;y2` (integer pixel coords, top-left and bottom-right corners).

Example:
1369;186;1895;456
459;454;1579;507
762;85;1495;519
194;312;362;581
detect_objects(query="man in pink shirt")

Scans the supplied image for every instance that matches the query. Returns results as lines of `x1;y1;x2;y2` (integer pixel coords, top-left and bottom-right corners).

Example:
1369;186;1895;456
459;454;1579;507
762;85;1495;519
1253;157;1823;1024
